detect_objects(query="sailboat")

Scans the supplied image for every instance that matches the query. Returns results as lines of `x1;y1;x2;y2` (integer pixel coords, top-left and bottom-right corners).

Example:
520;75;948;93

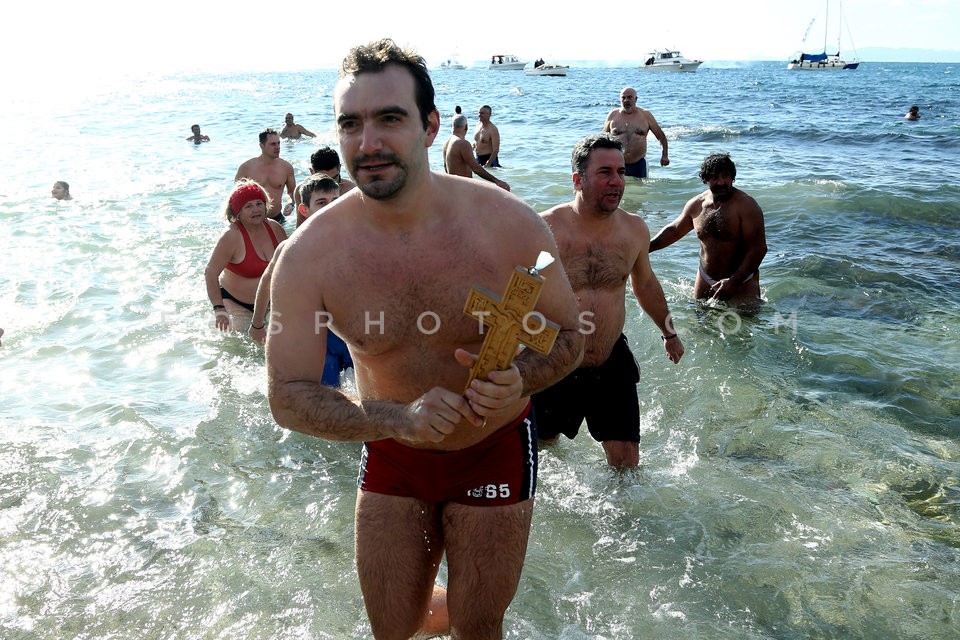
787;0;860;70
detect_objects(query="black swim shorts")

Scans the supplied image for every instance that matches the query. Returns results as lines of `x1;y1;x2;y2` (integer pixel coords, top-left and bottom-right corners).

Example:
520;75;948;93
531;334;641;442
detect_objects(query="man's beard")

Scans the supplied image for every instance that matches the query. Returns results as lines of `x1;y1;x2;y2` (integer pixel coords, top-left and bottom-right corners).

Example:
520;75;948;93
709;184;733;201
353;152;407;200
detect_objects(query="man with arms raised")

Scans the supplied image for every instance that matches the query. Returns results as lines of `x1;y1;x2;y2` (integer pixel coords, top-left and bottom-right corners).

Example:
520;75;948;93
650;152;767;307
443;115;510;191
235;128;296;224
603;87;669;179
267;39;583;639
533;134;684;469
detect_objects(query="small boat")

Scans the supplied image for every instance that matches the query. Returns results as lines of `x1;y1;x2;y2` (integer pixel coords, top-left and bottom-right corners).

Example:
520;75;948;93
639;49;703;73
525;61;569;77
440;57;466;70
488;54;527;71
787;0;860;70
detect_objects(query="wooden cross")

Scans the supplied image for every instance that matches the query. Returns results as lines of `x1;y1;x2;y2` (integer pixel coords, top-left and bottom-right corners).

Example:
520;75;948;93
462;263;560;393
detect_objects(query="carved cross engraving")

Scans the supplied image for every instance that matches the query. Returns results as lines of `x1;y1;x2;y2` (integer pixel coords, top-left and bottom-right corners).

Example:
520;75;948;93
462;265;560;392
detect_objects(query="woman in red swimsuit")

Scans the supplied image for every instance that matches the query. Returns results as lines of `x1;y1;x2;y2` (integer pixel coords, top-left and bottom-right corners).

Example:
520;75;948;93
204;179;287;332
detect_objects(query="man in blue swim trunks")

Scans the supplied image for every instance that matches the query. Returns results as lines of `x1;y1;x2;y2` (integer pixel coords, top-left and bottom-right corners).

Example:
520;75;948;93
473;104;503;167
534;133;684;469
603;87;669;178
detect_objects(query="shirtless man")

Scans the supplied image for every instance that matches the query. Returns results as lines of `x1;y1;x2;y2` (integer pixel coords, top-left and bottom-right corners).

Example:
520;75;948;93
473;105;502;167
186;124;210;144
235;128;296;224
266;39;583;639
650;152;767;306
533;134;683;469
603;87;669;178
279;113;316;139
443;115;510;191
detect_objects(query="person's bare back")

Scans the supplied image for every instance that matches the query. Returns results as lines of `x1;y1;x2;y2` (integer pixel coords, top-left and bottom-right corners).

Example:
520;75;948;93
442;135;473;177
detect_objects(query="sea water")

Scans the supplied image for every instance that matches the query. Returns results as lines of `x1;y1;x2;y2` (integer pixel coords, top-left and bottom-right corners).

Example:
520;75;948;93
1;61;958;639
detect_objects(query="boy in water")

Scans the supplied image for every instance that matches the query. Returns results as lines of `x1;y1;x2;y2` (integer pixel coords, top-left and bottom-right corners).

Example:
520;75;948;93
250;174;353;387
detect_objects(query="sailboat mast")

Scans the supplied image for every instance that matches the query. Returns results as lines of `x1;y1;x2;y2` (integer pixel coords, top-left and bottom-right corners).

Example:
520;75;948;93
824;0;830;53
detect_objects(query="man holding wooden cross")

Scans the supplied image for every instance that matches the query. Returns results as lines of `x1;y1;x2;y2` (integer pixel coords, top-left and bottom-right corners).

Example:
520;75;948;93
266;39;583;639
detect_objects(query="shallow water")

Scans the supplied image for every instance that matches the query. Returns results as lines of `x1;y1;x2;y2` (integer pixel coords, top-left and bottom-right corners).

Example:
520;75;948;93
1;61;959;638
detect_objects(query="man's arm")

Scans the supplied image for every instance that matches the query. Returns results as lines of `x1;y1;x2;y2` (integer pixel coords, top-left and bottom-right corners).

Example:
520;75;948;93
487;126;501;165
460;142;510;191
510;218;584;394
728;197;768;285
250;246;282;344
283;164;297;214
630;220;683;363
647;112;670;166
298;125;316;138
649;200;696;252
234;160;249;183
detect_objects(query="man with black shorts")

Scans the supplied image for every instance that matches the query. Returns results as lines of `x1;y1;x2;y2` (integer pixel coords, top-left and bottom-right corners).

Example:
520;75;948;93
534;133;684;469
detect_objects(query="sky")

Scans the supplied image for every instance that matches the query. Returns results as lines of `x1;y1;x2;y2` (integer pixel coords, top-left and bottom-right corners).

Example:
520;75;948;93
7;0;958;79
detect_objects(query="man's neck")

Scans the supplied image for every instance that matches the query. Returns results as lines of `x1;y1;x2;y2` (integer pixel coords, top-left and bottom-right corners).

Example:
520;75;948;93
572;197;616;222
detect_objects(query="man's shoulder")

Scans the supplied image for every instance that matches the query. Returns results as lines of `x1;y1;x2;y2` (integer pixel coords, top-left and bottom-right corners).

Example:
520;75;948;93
731;189;763;214
616;208;651;232
540;202;575;220
450;136;472;152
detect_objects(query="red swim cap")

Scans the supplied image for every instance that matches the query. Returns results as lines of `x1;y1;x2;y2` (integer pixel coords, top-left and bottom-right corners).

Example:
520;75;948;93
229;182;267;214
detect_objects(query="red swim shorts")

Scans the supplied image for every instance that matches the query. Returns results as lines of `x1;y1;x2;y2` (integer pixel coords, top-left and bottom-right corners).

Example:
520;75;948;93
358;402;537;506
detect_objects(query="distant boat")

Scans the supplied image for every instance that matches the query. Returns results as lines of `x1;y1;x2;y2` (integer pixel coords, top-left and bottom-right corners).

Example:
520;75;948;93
639;49;703;73
525;61;569;77
440;57;466;70
787;0;860;70
488;54;527;71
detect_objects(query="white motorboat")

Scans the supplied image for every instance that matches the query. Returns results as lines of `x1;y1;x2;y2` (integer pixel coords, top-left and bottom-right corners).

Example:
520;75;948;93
639;49;703;73
525;62;569;77
440;57;466;70
787;0;860;70
488;54;527;71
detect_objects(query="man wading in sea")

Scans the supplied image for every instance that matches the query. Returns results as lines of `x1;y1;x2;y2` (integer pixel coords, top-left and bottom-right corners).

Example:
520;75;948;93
266;38;583;638
650;152;767;308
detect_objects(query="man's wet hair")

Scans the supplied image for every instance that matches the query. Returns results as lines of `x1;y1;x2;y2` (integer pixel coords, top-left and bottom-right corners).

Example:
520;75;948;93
340;38;437;130
310;146;342;173
699;153;737;182
259;128;279;144
298;173;340;206
571;133;624;176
